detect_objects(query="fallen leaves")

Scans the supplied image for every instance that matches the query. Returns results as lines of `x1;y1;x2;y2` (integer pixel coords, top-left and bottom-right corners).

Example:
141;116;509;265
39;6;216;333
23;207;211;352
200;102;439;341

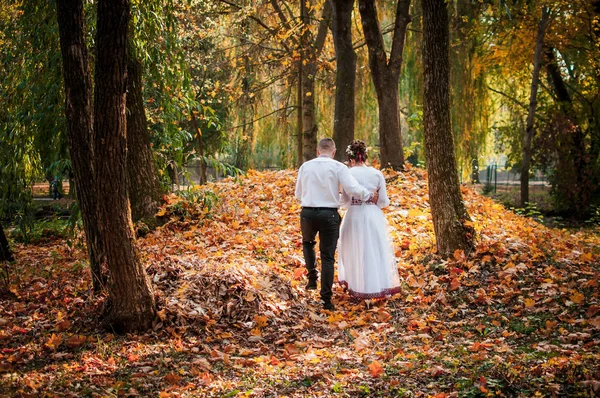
2;168;599;397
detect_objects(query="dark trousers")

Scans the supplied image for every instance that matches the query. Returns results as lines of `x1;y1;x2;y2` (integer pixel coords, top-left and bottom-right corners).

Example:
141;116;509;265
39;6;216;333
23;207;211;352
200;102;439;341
300;207;341;302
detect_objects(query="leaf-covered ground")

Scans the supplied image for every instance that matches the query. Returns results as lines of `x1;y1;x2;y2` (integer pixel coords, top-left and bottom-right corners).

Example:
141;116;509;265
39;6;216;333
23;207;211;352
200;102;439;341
1;167;599;397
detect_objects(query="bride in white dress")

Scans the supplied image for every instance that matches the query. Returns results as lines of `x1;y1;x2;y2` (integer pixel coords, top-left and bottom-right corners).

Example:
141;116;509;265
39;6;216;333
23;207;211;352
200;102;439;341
338;140;401;299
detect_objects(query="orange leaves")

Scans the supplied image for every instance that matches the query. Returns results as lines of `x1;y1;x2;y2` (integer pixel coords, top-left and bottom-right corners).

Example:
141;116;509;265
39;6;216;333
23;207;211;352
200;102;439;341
449;278;460;291
368;360;384;377
293;267;306;280
453;249;466;263
254;315;268;328
570;292;585;305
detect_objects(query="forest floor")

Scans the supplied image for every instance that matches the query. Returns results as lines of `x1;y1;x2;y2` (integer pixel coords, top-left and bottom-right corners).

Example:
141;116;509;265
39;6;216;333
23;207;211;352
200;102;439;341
1;167;599;397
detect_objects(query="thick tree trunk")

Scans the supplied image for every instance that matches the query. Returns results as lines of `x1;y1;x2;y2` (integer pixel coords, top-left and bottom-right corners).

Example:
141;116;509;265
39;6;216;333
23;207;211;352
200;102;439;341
422;0;474;257
521;7;550;207
0;223;13;263
56;0;106;293
126;54;162;222
303;1;331;162
94;0;155;332
329;0;356;160
358;0;410;170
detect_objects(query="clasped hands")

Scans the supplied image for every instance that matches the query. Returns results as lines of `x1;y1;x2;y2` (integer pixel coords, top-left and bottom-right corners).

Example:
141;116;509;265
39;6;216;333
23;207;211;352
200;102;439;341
367;188;380;204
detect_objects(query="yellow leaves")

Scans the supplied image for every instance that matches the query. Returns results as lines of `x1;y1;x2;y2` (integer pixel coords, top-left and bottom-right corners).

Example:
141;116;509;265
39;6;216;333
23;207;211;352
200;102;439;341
580;252;594;262
45;333;63;351
368;360;384;377
524;298;536;308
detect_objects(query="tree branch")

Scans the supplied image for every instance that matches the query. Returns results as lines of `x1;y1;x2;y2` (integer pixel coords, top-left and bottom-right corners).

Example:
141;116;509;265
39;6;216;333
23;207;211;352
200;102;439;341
389;0;411;76
226;106;298;130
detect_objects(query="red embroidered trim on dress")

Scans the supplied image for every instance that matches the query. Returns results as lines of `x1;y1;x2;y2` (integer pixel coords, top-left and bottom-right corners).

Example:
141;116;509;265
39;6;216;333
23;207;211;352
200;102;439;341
339;280;401;299
350;197;376;206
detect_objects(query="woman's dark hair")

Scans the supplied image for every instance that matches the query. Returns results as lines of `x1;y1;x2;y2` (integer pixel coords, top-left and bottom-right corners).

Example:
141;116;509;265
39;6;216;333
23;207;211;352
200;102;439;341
345;140;368;163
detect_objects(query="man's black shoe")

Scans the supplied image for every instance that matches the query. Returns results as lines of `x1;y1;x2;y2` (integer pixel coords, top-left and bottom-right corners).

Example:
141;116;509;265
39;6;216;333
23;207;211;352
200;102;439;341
323;301;335;311
306;279;317;290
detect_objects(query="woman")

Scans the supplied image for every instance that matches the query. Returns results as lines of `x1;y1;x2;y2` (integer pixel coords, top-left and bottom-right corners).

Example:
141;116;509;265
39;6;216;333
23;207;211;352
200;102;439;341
338;140;401;299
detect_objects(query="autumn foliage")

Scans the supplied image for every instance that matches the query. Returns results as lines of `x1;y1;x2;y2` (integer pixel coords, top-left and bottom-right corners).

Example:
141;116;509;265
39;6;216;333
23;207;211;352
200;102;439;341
1;168;599;396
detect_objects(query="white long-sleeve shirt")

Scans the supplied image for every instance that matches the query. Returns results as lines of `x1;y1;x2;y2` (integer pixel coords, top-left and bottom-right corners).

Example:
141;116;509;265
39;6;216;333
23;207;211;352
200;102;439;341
295;156;372;208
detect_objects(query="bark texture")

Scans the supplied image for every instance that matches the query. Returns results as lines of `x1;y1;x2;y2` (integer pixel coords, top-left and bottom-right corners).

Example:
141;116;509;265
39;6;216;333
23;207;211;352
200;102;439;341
329;0;356;160
422;0;475;257
126;54;162;222
545;47;592;219
358;0;410;170
0;223;13;263
56;0;105;292
94;0;155;332
521;7;550;207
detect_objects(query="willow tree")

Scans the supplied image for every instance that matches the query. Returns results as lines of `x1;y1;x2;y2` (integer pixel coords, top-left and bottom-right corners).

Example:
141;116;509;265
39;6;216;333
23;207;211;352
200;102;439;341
358;0;410;170
422;0;475;257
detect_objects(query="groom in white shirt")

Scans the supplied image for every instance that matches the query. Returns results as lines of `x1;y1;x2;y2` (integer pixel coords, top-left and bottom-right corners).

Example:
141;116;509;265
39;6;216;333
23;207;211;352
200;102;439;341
295;138;378;310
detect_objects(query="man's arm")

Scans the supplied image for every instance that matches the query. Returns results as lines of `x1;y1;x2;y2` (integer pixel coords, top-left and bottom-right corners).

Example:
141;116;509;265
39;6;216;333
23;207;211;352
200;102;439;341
294;167;303;202
337;166;372;201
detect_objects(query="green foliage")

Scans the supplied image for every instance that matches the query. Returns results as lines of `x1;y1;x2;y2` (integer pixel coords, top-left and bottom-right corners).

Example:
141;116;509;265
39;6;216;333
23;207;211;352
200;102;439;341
514;202;544;223
10;218;71;244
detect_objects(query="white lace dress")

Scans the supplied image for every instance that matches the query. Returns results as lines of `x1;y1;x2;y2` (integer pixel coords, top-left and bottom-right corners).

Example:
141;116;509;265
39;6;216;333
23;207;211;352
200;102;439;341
338;166;401;299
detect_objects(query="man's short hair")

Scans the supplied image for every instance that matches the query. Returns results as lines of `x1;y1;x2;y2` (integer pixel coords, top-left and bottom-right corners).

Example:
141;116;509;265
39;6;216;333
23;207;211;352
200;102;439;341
318;138;335;152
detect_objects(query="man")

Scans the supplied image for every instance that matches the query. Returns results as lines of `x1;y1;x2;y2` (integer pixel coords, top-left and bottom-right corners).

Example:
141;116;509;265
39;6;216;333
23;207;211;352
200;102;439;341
295;138;378;310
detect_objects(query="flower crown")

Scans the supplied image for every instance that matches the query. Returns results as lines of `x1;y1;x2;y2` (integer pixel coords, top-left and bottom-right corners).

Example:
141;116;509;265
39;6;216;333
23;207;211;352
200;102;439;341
346;145;354;157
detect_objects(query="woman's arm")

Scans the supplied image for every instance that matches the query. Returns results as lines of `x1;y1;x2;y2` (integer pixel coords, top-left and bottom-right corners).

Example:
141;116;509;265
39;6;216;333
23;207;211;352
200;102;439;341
377;172;390;209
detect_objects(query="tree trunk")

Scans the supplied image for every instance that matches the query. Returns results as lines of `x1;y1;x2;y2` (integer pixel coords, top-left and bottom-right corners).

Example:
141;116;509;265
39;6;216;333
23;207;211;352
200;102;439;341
520;7;550;207
191;111;207;184
422;0;474;257
126;54;162;222
545;46;591;219
94;0;155;332
297;57;304;166
56;0;106;293
329;0;356;160
358;0;410;170
303;1;331;162
0;223;13;263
